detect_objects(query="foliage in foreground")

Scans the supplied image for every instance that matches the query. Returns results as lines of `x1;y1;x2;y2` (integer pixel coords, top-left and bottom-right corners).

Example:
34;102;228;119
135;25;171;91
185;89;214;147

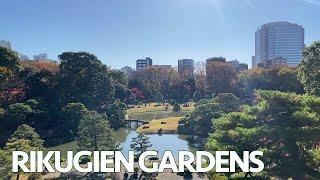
298;41;320;96
77;111;118;151
0;124;43;179
206;90;320;179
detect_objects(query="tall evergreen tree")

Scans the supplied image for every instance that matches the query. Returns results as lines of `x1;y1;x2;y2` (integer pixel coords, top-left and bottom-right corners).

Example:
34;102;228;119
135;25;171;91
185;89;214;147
298;41;320;96
206;90;320;179
77;111;118;151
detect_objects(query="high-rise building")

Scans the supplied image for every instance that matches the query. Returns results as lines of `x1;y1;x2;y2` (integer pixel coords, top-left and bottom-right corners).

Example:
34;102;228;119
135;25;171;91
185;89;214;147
178;59;194;78
34;53;48;60
257;57;287;68
254;21;305;67
136;57;152;71
121;66;134;76
251;56;256;68
0;40;11;49
227;59;248;71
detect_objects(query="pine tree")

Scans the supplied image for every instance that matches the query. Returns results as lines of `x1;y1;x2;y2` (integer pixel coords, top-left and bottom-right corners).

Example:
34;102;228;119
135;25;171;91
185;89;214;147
77;111;118;151
130;133;152;156
206;90;320;179
2;124;43;180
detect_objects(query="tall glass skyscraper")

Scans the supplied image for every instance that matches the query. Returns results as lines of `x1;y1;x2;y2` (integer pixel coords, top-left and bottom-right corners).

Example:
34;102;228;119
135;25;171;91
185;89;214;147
253;22;304;67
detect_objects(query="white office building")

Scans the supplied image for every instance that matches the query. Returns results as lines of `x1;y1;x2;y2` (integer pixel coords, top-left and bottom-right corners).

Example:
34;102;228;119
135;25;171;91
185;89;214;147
254;21;305;67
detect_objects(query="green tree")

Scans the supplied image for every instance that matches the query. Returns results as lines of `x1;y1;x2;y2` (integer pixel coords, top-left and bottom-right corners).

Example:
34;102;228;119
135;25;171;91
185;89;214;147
179;102;222;137
3;124;43;180
77;111;118;151
0;47;20;72
216;93;240;113
5;103;32;128
58;52;115;112
106;101;127;129
206;90;320;179
0;67;13;85
111;70;131;101
172;102;181;112
130;133;152;156
193;90;202;103
155;92;164;105
62;103;88;138
206;61;237;95
24;70;59;104
3;99;50;131
238;67;304;98
298;41;320;96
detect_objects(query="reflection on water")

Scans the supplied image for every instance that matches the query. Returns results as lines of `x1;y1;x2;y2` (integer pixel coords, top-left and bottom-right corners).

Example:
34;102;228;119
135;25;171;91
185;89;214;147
114;128;197;159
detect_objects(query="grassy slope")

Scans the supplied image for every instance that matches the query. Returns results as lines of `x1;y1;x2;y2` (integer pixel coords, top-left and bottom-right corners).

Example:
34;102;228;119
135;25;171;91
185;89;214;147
127;103;195;113
127;103;194;121
136;117;183;134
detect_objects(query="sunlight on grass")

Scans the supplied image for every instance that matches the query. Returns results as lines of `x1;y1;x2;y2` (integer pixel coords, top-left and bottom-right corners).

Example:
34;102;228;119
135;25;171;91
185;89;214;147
136;117;183;134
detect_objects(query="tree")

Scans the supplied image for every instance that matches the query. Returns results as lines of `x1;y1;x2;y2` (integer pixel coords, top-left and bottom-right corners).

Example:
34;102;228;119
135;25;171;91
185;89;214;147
3;99;49;131
238;67;304;98
5;103;32;128
173;102;181;112
106;101;127;129
62;103;88;138
129;67;164;101
77;111;118;151
130;133;152;156
0;47;20;72
216;93;240;113
7;124;44;149
20;60;59;73
3;124;43;180
206;61;237;95
193;90;202;103
178;102;222;137
206;90;320;179
111;70;131;101
0;67;13;86
24;70;59;104
131;88;145;102
194;61;207;99
0;47;23;106
58;52;115;112
155;92;164;105
298;41;320;96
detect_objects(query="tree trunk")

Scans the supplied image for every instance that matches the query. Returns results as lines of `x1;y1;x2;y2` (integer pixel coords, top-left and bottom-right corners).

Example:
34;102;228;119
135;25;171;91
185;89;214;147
16;172;20;180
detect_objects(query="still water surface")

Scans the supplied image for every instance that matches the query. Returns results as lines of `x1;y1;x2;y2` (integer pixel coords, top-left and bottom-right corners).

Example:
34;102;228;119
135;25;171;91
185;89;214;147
114;128;195;159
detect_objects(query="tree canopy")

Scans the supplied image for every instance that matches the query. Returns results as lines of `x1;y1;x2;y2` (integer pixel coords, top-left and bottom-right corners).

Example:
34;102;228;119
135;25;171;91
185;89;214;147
206;90;320;179
298;41;320;96
77;111;118;151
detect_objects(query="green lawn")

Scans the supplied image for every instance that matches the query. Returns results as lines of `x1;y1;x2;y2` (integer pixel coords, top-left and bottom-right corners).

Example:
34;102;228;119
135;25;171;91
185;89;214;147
136;117;183;134
127;102;193;121
129;111;189;121
127;102;195;113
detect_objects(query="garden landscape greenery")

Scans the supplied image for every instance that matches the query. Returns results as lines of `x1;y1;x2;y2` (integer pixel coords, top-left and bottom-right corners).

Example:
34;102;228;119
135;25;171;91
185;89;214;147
0;41;319;179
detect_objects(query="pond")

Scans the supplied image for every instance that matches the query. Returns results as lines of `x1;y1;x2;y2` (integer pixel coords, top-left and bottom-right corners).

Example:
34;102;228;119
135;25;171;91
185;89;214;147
46;127;202;160
114;128;197;159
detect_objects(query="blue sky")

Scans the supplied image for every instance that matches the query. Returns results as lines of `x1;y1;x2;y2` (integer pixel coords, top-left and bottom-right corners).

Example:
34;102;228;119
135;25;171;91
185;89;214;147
0;0;319;68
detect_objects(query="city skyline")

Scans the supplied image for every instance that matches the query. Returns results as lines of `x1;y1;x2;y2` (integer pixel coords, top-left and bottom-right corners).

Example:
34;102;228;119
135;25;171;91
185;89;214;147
1;0;319;68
